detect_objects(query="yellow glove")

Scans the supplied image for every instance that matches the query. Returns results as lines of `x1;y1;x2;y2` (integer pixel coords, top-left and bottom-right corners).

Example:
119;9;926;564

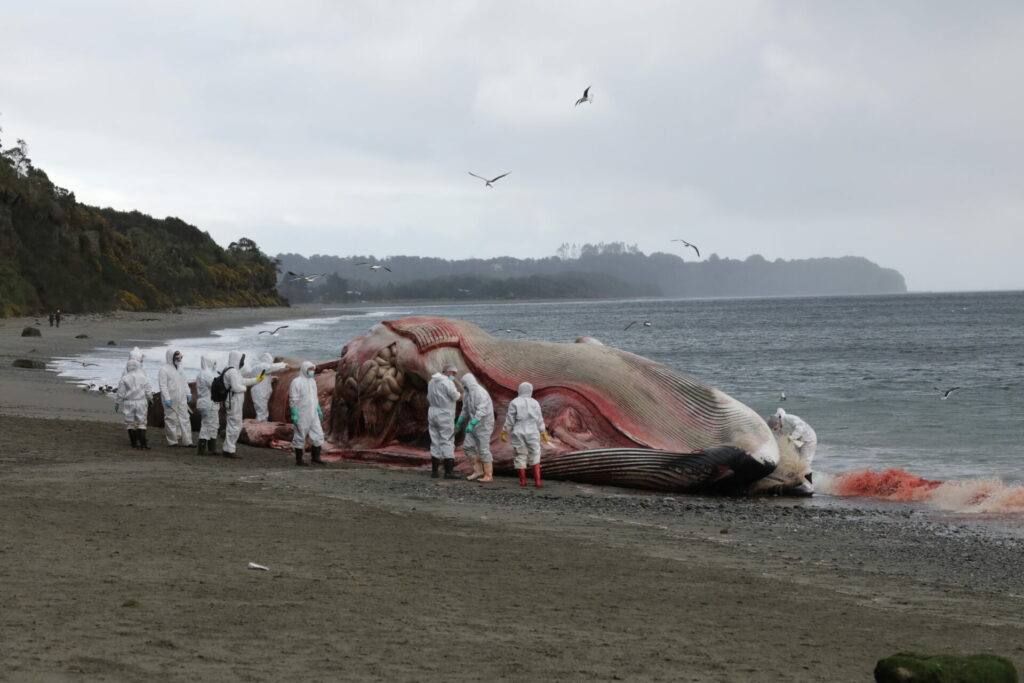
500;431;507;442
541;432;550;443
256;370;266;383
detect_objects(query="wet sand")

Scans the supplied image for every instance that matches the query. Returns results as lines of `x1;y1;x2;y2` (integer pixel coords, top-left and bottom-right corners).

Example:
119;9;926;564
2;308;1023;681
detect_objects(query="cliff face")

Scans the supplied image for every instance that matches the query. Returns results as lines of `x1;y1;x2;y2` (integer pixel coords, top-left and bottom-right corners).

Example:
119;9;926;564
0;138;283;317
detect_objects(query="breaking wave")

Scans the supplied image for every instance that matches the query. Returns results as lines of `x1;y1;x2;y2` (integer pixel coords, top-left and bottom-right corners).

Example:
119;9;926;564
821;469;1024;513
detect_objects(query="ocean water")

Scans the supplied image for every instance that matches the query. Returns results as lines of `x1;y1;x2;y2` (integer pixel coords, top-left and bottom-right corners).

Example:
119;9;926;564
53;291;1024;505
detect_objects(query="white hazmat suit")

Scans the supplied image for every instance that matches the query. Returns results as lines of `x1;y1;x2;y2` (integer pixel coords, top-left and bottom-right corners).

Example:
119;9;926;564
247;352;288;421
158;349;193;447
770;408;818;470
289;361;325;460
195;355;220;443
222;350;262;456
116;359;152;430
502;382;547;469
427;371;461;461
458;373;495;463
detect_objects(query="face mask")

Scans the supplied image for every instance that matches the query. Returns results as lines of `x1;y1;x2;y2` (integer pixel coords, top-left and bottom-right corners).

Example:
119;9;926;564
306;371;314;378
174;358;181;368
446;375;455;382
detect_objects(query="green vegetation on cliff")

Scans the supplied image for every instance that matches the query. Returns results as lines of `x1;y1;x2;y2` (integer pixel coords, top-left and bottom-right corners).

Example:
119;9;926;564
0;134;283;317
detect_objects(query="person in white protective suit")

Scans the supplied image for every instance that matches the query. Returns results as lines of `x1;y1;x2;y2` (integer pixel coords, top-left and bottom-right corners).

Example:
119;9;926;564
115;359;153;450
426;363;463;479
120;347;145;378
194;355;221;455
501;382;551;487
455;372;495;482
221;350;265;458
158;349;194;447
289;361;326;466
247;352;290;421
767;407;818;491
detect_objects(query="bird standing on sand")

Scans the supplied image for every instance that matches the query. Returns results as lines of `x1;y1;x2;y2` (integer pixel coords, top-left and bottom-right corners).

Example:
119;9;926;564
468;172;510;188
624;320;653;331
671;239;701;258
935;386;961;400
575;86;592;106
355;262;392;272
258;326;289;336
286;271;326;283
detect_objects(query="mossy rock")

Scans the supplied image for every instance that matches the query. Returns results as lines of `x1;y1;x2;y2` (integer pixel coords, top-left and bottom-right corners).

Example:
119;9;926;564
875;652;1018;682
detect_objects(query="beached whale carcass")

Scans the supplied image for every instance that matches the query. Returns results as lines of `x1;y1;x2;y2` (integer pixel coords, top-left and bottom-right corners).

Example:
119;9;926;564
249;316;807;495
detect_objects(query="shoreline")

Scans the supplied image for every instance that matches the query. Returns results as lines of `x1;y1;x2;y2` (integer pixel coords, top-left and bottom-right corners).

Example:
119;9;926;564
3;305;1024;679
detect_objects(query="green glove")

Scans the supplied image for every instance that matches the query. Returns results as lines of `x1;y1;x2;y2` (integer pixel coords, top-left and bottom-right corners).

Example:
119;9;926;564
455;415;467;432
466;418;480;434
316;405;324;421
290;407;298;423
114;403;120;413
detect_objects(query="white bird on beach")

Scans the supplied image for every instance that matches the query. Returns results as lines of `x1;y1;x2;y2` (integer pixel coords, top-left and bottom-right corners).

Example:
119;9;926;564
468;171;510;188
624;320;653;331
935;386;961;400
671;239;701;258
575;86;592;106
355;262;392;273
258;325;289;336
286;271;326;283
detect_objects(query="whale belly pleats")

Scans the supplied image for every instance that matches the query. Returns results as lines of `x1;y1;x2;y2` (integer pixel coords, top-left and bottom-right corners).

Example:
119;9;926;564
543;447;775;494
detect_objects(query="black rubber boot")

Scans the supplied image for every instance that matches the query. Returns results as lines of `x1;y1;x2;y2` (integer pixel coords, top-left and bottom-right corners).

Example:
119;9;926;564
295;447;307;466
138;431;150;450
197;439;207;456
443;458;463;480
431;457;441;478
310;446;324;465
207;438;218;455
128;429;139;449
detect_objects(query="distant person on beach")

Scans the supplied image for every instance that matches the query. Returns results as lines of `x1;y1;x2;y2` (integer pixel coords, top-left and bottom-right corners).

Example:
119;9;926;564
501;382;550;487
158;349;194;448
427;363;463;479
767;407;818;487
194;355;221;455
456;372;495;482
289;361;325;466
54;309;61;327
247;352;290;422
48;312;54;327
115;359;153;450
221;351;264;458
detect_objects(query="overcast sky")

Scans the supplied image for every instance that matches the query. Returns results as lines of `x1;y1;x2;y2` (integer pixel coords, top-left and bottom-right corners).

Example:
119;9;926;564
3;1;1023;292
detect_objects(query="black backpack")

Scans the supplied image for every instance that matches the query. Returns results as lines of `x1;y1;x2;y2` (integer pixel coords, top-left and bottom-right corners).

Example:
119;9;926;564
210;369;230;403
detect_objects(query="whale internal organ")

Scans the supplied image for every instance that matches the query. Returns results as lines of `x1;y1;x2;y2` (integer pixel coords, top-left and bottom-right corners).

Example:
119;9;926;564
329;317;782;493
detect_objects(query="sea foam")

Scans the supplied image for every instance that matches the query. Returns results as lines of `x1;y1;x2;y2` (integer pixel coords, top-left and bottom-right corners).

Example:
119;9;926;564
822;469;1024;513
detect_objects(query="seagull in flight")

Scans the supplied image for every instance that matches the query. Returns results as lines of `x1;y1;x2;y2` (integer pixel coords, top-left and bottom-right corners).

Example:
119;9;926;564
624;320;653;331
468;171;510;188
935;386;961;400
73;360;100;367
491;328;528;335
258;325;289;336
575;86;592;106
355;262;392;272
671;239;701;258
286;271;326;283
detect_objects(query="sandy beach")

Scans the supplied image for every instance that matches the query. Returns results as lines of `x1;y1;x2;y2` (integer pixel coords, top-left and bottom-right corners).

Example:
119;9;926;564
2;307;1024;681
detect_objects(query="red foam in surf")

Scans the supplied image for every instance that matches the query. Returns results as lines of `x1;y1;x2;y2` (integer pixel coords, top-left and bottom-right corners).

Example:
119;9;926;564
831;468;942;500
827;468;1024;513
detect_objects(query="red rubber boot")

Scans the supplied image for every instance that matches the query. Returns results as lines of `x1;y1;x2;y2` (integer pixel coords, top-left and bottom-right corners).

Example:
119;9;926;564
532;464;543;488
518;468;527;487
